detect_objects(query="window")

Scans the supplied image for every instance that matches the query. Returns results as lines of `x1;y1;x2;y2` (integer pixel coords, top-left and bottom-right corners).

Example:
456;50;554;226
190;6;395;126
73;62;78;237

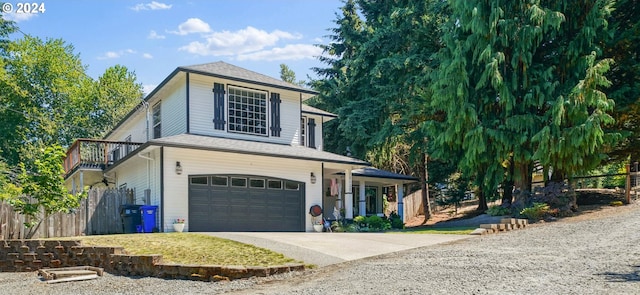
284;181;299;191
152;102;161;139
190;177;208;185
125;135;132;154
249;178;265;188
212;176;228;186
228;87;267;136
267;179;283;190
300;116;307;146
231;177;247;187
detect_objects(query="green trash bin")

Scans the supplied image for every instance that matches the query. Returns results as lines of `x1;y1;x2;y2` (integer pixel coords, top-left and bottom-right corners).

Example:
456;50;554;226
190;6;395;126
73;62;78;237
120;204;142;233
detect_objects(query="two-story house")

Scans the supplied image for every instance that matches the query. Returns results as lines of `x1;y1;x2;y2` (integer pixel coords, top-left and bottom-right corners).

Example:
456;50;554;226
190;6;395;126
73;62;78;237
63;61;416;232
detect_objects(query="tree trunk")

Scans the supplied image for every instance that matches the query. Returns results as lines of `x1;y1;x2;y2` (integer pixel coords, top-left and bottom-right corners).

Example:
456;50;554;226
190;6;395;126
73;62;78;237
421;152;432;220
510;161;532;208
476;187;489;212
501;159;515;207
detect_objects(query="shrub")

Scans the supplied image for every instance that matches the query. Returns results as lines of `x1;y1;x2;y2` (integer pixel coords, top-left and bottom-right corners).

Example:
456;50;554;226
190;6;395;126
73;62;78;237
520;202;550;221
388;211;404;229
353;215;366;226
390;218;404;229
486;205;511;216
365;215;390;231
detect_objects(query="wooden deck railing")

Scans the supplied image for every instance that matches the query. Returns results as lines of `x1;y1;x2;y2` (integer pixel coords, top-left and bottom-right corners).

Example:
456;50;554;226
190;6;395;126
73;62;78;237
63;139;143;177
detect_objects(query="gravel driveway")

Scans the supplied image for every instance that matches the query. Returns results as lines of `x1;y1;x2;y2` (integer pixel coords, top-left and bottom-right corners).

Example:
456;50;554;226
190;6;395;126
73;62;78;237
1;203;639;294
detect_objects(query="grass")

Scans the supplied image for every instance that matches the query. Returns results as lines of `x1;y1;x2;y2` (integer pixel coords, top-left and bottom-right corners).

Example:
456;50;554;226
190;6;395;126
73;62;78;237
61;233;300;266
395;227;476;235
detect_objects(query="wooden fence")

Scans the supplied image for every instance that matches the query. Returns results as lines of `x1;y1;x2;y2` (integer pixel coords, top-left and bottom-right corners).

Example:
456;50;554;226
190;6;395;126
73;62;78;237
0;188;135;239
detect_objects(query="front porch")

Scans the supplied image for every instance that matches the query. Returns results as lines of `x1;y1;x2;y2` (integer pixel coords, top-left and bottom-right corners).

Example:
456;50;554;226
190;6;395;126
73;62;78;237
322;167;418;223
63;139;143;193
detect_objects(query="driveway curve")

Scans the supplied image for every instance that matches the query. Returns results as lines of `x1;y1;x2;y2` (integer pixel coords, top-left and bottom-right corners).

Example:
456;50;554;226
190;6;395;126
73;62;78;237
204;232;472;267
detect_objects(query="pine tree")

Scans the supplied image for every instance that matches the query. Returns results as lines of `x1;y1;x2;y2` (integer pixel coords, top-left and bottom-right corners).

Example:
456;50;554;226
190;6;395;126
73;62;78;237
432;0;618;211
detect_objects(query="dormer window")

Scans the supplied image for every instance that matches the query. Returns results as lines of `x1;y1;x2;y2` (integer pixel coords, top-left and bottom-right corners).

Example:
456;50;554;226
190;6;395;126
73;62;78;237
228;86;267;136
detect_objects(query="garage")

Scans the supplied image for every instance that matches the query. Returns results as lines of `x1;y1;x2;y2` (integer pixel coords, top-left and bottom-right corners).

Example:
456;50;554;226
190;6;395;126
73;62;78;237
188;175;305;232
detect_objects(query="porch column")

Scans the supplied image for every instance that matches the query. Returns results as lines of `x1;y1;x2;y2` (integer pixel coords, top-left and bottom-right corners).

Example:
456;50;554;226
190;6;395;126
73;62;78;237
344;168;353;219
397;183;404;222
71;177;76;195
359;180;365;216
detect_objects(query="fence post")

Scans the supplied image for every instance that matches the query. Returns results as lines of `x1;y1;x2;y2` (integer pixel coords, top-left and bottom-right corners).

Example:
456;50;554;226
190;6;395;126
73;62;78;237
626;163;631;204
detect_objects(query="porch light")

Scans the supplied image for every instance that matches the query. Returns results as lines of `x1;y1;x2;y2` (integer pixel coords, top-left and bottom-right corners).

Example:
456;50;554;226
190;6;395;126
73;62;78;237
310;172;316;184
175;161;183;175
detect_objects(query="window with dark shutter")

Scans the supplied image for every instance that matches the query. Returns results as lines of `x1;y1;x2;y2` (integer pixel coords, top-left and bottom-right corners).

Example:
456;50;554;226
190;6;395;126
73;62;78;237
270;93;281;137
307;118;316;148
212;83;225;130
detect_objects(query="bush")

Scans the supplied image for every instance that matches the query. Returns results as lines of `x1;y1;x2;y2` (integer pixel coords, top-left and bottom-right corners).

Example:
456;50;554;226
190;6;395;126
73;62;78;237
353;215;366;226
486;205;511;216
520;202;550;221
388;211;404;229
366;215;390;231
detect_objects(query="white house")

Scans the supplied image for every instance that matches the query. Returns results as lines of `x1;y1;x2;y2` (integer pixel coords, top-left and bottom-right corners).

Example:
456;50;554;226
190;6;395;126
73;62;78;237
63;61;417;232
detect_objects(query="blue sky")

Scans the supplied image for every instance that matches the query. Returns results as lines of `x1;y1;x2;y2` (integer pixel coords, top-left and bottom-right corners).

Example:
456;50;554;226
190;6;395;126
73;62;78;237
2;0;343;93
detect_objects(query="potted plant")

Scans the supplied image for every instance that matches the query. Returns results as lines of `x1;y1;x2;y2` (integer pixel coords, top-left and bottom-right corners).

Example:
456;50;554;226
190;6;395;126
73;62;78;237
312;219;324;232
173;218;185;232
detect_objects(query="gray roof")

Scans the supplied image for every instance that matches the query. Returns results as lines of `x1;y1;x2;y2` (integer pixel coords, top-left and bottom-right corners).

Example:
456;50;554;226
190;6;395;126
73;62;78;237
180;61;318;95
148;134;369;166
302;104;337;117
335;167;418;181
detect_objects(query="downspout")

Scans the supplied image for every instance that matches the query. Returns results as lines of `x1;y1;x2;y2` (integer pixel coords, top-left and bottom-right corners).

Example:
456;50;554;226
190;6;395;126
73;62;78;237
160;146;164;232
137;152;154;205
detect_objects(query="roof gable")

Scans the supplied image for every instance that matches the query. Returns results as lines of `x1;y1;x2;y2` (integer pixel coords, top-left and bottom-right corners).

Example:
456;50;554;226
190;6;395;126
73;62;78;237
180;61;317;95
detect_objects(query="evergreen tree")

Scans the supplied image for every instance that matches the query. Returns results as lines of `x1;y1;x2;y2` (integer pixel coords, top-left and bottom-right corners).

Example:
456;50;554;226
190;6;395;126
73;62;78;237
432;0;617;211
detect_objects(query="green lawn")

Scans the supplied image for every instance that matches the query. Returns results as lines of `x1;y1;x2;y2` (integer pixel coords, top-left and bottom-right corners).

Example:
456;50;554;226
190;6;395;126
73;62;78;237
63;233;300;266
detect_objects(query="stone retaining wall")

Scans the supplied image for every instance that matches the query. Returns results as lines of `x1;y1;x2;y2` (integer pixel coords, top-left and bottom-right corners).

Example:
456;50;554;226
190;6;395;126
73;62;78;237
0;240;304;281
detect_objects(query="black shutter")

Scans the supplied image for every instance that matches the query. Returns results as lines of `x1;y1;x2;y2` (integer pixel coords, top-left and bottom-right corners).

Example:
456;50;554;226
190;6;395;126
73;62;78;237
270;93;281;137
212;83;225;130
308;118;316;148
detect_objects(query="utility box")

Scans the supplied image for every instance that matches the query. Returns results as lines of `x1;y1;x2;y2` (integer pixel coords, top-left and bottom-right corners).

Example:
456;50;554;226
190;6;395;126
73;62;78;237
120;204;142;233
140;205;158;233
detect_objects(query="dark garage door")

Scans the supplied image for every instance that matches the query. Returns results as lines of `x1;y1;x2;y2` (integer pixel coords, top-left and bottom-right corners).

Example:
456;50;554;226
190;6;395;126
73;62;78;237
188;175;305;232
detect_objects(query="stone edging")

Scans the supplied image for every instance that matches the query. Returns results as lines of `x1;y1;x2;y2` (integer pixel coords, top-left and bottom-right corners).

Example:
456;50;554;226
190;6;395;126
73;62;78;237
470;218;529;235
0;240;304;281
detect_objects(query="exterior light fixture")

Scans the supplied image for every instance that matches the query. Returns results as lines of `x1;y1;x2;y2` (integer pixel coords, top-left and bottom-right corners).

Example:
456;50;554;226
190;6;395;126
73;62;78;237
175;161;183;175
310;172;317;184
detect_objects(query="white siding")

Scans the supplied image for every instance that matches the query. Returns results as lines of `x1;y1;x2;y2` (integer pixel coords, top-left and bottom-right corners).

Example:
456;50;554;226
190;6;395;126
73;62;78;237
302;114;325;151
161;83;187;137
112;149;161;206
162;147;324;232
188;74;303;146
106;110;148;143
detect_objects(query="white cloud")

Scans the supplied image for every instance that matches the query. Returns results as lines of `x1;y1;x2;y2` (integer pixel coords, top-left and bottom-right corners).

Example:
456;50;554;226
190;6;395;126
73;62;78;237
130;1;172;11
97;49;137;60
142;53;153;59
98;51;121;60
142;84;157;95
2;12;37;22
147;30;165;39
178;26;301;56
168;18;211;35
237;44;323;61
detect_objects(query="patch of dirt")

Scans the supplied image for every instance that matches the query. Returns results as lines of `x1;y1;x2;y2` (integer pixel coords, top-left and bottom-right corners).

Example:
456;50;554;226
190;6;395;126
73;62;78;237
405;189;636;228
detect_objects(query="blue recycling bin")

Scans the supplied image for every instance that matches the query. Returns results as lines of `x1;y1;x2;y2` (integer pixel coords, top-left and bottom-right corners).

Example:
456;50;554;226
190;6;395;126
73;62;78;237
140;205;158;233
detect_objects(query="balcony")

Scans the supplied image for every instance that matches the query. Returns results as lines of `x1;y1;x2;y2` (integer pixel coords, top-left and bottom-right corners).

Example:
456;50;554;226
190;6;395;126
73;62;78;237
63;139;143;178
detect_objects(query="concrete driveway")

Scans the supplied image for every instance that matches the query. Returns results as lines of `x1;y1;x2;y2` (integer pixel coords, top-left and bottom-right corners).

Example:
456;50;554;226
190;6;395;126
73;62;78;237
204;232;473;267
